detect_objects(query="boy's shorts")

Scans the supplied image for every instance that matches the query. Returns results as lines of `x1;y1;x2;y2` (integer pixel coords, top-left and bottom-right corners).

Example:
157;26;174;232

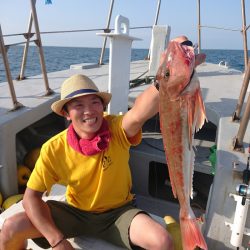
32;200;147;249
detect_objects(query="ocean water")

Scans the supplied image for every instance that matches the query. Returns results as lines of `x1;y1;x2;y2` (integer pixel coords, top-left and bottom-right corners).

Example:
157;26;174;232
0;46;248;83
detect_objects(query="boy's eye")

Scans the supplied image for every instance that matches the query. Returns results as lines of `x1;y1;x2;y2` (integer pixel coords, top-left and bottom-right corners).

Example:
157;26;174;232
93;99;102;105
72;103;82;108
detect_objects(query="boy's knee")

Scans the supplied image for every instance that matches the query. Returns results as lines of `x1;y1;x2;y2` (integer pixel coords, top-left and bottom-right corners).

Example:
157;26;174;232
150;228;173;250
1;217;17;241
163;232;174;250
1;213;26;241
0;215;28;250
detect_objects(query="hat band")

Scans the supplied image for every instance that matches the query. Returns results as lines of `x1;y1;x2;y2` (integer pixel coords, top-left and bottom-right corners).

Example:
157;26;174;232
64;89;98;99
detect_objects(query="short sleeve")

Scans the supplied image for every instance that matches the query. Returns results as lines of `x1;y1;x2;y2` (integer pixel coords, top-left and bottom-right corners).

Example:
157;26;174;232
27;144;58;193
106;115;142;147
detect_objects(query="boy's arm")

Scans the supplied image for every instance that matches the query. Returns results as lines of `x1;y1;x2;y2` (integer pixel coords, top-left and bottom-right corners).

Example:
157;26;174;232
122;84;159;138
23;188;68;248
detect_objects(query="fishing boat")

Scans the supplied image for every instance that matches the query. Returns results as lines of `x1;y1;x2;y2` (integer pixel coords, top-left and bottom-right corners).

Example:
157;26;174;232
0;0;249;249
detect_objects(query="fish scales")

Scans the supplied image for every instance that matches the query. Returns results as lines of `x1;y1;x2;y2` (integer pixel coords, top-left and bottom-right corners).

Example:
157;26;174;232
157;40;207;250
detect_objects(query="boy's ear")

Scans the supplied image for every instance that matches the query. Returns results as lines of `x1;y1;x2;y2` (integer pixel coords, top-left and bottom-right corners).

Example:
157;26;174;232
62;109;71;121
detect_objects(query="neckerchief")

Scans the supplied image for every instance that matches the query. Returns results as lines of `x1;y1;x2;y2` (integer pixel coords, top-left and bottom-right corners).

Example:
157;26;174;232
67;119;111;156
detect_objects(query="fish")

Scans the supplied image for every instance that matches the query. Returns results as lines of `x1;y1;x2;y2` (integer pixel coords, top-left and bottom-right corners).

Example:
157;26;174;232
156;40;207;250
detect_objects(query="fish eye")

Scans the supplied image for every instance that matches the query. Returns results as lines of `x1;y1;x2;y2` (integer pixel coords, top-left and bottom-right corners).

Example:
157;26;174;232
165;70;170;78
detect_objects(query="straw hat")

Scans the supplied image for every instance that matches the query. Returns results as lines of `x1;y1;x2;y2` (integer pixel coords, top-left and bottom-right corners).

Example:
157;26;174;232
51;74;112;116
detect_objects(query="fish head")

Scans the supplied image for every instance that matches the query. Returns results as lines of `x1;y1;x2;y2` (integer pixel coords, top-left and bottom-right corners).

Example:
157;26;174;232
156;41;195;100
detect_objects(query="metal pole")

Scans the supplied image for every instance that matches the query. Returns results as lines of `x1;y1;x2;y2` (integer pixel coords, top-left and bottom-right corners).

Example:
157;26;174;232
241;0;248;72
233;91;250;152
0;25;23;110
30;0;53;95
18;11;33;80
232;60;250;121
154;0;161;26
197;0;201;54
98;0;115;65
147;0;162;59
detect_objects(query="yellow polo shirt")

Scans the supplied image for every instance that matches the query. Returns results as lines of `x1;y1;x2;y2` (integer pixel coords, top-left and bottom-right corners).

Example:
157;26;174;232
27;115;141;212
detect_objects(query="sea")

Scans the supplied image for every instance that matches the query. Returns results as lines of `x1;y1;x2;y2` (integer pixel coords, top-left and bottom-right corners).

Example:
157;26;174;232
0;46;248;83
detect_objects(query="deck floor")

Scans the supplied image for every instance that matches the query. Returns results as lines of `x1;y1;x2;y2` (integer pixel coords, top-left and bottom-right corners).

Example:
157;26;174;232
1;61;250;249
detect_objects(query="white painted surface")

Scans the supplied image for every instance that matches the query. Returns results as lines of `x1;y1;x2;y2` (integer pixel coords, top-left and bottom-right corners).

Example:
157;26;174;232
148;25;171;76
225;194;250;248
97;15;140;115
114;15;130;35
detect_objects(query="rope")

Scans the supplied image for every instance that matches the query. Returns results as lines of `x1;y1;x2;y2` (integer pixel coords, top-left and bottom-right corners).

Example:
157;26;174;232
200;25;240;32
3;26;152;38
129;70;156;89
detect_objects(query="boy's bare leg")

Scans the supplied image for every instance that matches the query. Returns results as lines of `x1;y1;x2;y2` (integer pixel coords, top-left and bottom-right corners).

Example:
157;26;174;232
0;212;42;250
129;213;174;250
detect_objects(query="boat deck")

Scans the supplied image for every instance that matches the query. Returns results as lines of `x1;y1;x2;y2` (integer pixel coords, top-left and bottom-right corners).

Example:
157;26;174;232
0;60;147;121
0;60;250;249
0;60;245;125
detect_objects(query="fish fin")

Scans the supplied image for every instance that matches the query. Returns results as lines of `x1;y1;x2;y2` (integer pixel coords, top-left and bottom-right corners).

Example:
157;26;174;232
180;209;208;250
189;147;195;199
187;98;194;150
195;89;207;132
186;97;195;199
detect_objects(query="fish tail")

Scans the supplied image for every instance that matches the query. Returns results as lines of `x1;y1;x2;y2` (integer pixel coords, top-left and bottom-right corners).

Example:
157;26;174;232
180;209;208;250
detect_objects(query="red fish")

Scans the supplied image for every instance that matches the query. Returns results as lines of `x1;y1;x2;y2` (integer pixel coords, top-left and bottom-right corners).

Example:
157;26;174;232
157;40;207;250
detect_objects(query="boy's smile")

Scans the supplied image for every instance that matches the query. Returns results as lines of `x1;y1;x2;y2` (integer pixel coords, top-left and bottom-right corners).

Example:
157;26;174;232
64;94;104;139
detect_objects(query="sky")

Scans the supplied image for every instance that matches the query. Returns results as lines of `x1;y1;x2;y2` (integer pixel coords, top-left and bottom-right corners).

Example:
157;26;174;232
0;0;249;50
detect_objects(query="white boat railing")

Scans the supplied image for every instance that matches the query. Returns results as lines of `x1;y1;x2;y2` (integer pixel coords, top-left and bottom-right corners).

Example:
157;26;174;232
197;0;250;152
98;0;114;65
28;0;52;96
232;60;250;152
0;25;23;110
0;0;53;105
197;0;249;72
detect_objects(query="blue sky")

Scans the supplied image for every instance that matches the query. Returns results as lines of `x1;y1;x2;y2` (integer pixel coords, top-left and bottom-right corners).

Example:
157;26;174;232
0;0;249;50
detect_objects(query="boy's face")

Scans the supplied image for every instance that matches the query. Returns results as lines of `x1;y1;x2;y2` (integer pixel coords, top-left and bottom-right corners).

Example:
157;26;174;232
64;94;104;139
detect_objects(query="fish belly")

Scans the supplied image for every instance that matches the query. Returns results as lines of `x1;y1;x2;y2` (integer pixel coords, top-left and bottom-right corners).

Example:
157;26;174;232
159;91;207;250
159;95;191;205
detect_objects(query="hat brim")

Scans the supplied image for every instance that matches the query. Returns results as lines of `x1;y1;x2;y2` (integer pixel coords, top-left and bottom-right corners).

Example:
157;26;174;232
51;92;112;116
